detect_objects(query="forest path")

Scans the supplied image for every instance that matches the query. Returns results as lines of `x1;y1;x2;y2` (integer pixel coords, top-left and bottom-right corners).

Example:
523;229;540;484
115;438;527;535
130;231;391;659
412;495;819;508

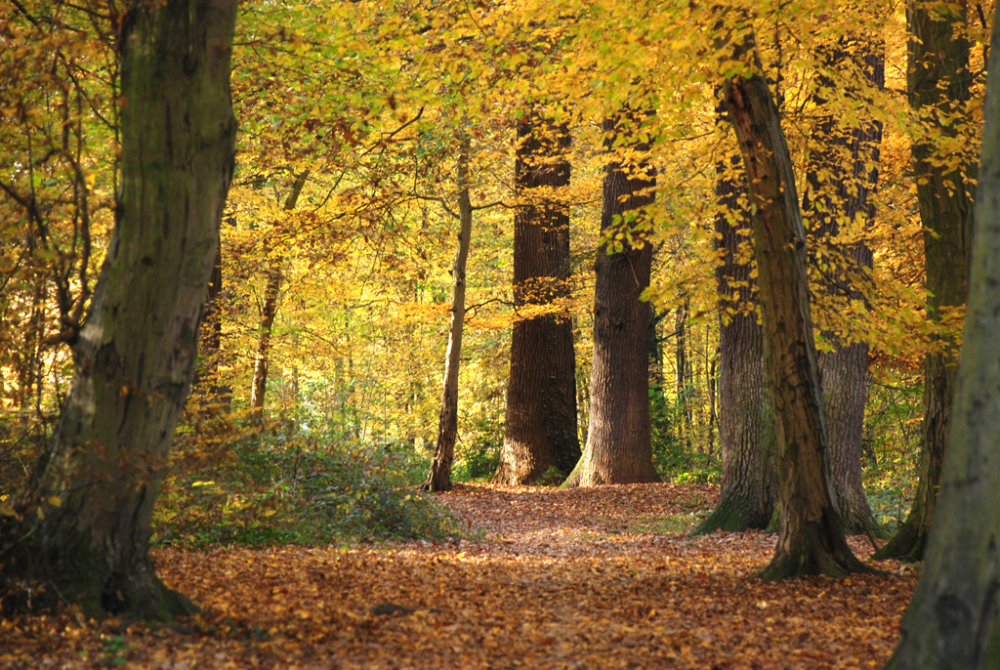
2;483;915;669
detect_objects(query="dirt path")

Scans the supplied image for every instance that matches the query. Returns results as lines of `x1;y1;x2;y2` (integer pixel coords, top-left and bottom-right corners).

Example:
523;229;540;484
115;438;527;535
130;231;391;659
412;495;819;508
1;483;916;669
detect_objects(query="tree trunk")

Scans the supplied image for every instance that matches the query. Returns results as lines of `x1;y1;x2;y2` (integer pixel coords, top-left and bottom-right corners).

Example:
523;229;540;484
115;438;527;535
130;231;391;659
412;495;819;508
802;35;885;538
873;0;971;563
249;171;308;417
424;136;473;493
694;150;777;535
563;110;659;487
675;301;691;451
885;10;1000;665
720;29;873;579
493;115;579;485
0;0;237;619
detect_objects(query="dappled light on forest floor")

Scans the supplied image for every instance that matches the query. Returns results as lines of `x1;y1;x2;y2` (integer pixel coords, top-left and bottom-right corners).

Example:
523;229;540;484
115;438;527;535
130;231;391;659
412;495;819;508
1;484;916;669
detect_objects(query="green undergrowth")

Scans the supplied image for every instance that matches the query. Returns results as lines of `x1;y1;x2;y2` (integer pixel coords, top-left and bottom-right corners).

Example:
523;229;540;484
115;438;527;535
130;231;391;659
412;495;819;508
153;419;463;548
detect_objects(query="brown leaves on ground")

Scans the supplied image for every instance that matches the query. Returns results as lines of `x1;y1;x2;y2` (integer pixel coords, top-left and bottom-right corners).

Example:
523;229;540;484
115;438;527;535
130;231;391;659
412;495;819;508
1;483;916;669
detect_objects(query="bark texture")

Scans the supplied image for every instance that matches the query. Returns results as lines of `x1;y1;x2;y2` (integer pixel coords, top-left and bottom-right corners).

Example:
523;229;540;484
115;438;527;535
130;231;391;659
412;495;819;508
802;35;885;538
694;151;777;535
424;138;473;492
886;11;1000;666
874;0;971;563
249;171;308;417
721;33;872;579
493;117;579;485
0;0;237;619
563;111;659;487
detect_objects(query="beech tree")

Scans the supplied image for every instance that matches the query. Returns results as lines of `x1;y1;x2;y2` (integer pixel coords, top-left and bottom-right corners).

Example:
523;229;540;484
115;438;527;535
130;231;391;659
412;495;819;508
874;0;972;563
492;115;580;485
563;109;659;487
424;136;474;492
885;8;1000;665
720;22;872;579
0;0;238;618
802;34;885;538
694;148;777;535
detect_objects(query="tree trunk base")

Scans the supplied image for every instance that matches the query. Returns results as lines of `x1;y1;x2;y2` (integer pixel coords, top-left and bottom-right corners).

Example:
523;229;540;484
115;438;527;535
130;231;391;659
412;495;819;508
757;520;882;581
0;517;196;621
693;493;772;535
871;517;927;563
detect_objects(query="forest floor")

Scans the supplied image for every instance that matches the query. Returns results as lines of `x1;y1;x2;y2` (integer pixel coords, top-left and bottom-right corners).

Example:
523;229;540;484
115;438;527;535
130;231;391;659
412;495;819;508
1;483;918;669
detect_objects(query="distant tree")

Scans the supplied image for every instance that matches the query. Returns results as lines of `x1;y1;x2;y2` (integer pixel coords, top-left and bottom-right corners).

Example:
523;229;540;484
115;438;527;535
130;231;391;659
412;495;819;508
884;8;1000;666
493;115;580;485
249;170;309;417
873;0;971;563
424;135;474;492
720;22;873;579
802;34;885;538
694;146;777;535
0;0;238;619
563;108;659;487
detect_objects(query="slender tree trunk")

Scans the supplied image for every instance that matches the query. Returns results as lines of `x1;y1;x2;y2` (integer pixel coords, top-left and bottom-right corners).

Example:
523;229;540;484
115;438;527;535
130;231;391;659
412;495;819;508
249;171;308;417
424;137;473;493
563;109;659;487
885;11;1000;666
802;35;885;537
0;0;237;619
674;301;690;451
873;0;971;563
694;150;777;535
720;27;873;579
493;115;579;485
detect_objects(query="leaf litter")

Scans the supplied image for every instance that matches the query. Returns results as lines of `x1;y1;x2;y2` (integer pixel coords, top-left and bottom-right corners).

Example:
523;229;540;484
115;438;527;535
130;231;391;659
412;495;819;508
0;483;916;669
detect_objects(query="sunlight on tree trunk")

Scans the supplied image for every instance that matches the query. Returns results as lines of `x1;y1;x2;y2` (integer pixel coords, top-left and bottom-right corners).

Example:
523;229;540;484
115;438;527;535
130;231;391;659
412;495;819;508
885;9;1000;666
0;0;238;620
874;0;971;563
424;136;473;493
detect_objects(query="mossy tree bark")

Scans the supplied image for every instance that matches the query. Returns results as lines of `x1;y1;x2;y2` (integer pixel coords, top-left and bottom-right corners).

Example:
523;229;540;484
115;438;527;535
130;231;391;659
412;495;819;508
802;35;885;538
563;109;659;488
249;171;309;417
885;11;1000;666
493;115;579;486
873;0;971;563
0;0;237;620
720;28;873;579
424;136;473;493
694;148;777;535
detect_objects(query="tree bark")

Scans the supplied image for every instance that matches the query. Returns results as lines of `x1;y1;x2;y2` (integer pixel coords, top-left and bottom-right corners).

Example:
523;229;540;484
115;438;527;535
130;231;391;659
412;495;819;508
493;115;579;486
802;35;885;538
0;0;237;619
249;171;308;417
694;150;777;535
563;109;659;487
873;0;971;563
424;136;473;493
720;29;873;579
885;10;1000;666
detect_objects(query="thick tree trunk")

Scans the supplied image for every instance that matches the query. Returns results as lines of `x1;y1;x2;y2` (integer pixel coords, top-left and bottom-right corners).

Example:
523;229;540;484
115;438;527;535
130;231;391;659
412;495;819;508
493;116;579;485
249;171;308;417
0;0;237;619
563;110;659;487
873;0;971;563
721;31;873;579
694;151;777;535
424;137;473;493
803;36;885;538
885;12;1000;666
